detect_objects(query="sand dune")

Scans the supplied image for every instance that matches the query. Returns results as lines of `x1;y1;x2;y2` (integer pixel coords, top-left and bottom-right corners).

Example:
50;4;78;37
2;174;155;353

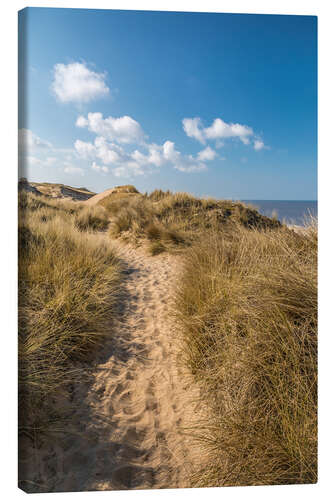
34;237;204;491
84;187;119;206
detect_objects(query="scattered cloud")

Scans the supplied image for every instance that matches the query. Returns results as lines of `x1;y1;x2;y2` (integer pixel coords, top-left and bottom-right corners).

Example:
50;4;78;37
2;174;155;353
76;112;145;144
254;139;265;151
22;106;268;182
205;118;253;142
25;156;57;167
74;139;96;159
113;163;145;178
18;128;52;152
64;165;84;176
76;115;88;128
51;62;109;104
91;162;109;174
197;146;217;161
75;137;127;165
26;156;43;166
175;161;207;173
182;117;205;144
74;114;216;176
182;117;267;151
19;128;79;175
132;143;165;167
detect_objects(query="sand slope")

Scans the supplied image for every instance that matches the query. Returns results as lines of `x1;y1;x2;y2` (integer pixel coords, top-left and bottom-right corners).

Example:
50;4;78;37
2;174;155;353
84;188;118;206
38;238;203;492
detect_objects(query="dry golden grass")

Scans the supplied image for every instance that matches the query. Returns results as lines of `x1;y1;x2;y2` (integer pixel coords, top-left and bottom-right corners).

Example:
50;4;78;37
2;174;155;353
103;189;280;253
148;240;166;256
18;185;317;489
18;193;121;438
175;220;317;486
74;205;110;232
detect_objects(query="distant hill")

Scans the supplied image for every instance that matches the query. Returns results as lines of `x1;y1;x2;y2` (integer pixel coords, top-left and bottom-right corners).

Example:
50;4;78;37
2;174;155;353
18;178;42;196
19;179;96;201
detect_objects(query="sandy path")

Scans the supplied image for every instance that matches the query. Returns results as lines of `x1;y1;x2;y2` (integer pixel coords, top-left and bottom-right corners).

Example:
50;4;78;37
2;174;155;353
45;240;201;492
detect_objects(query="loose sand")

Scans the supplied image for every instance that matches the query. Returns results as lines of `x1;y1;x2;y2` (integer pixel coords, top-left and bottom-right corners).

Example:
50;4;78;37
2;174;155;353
24;238;204;492
84;187;118;206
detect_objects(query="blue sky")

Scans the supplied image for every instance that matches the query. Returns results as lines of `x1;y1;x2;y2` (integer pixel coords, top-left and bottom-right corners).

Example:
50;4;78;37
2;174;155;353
18;8;317;200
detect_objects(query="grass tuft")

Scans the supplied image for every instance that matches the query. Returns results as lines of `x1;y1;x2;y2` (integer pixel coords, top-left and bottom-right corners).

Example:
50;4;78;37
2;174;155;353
74;206;110;232
175;221;317;486
149;240;166;255
18;193;121;440
103;188;280;253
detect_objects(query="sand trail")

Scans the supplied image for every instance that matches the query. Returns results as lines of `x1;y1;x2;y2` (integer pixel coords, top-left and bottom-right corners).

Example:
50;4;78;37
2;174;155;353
50;239;201;492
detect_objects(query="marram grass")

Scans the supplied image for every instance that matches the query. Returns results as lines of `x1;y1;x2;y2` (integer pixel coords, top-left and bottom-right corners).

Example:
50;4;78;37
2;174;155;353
18;193;121;437
174;221;317;486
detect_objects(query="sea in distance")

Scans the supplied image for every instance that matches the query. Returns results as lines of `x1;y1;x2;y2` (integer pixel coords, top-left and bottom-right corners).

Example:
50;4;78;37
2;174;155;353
241;200;318;226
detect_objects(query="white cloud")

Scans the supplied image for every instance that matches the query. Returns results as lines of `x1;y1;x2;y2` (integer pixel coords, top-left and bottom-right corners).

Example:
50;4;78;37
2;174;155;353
64;165;84;176
75;137;125;165
25;156;57;167
91;162;109;174
131;143;165;167
73;111;219;177
175;163;206;173
113;163;145;178
52;62;109;104
183;117;254;145
163;141;181;163
94;137;123;164
182;117;205;144
112;166;129;178
19;129;78;168
132;140;209;173
254;139;265;151
182;117;270;152
205;118;253;141
18;129;67;172
74;139;96;159
76;115;88;128
74;131;210;176
208;120;253;141
18;128;52;153
76;112;145;144
197;146;217;161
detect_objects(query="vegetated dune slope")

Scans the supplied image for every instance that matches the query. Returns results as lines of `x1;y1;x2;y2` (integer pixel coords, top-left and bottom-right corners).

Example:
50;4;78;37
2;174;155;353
19;178;96;201
20;184;315;491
